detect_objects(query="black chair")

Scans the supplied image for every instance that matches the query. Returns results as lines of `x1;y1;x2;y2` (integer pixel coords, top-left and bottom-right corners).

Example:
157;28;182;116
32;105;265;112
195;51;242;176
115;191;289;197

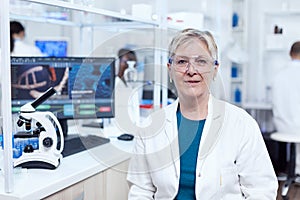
271;132;300;200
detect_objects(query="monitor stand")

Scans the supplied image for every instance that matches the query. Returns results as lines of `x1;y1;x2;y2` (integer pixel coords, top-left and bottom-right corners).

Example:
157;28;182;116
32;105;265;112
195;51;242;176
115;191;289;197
57;119;104;138
82;119;104;129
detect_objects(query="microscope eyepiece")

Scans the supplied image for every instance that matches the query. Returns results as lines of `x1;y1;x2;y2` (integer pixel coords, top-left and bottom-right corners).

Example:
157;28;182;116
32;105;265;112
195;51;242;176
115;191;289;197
31;87;56;109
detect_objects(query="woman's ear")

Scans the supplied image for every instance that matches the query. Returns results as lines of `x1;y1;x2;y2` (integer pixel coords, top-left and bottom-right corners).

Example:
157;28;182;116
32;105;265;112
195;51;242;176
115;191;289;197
167;62;171;70
167;63;172;75
167;63;173;83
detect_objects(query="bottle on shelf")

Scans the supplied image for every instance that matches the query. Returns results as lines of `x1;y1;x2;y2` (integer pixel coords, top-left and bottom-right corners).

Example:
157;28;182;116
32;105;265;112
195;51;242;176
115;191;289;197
234;86;242;103
231;63;238;78
232;12;239;28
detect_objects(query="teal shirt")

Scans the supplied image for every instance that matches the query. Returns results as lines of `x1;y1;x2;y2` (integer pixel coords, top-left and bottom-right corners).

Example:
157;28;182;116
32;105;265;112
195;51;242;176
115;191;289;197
175;109;205;200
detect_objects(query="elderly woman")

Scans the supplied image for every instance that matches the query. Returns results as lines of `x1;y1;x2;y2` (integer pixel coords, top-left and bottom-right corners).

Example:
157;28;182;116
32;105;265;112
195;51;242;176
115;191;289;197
127;28;278;199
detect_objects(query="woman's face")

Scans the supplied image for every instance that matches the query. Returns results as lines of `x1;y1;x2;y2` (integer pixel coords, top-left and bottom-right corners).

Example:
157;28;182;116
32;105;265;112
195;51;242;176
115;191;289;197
168;38;218;100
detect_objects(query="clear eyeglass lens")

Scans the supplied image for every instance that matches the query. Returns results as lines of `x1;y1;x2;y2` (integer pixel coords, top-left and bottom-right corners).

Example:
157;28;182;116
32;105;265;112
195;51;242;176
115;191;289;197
172;56;213;72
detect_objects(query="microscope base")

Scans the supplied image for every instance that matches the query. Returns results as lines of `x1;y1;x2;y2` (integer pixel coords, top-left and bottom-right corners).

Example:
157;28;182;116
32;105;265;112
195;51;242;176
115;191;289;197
14;152;61;169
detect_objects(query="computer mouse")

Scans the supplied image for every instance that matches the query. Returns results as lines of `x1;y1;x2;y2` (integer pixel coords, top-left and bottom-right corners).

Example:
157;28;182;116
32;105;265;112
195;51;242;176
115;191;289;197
117;133;134;141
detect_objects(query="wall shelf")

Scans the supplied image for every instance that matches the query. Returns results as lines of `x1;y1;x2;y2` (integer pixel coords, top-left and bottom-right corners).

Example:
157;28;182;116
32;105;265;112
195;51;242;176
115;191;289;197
10;14;81;27
265;10;300;16
231;77;243;83
229;0;248;105
10;13;156;30
25;0;159;26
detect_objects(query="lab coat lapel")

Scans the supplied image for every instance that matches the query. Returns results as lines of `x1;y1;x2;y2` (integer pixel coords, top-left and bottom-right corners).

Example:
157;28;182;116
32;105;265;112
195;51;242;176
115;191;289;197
164;100;180;176
162;97;225;175
145;101;179;174
198;97;225;159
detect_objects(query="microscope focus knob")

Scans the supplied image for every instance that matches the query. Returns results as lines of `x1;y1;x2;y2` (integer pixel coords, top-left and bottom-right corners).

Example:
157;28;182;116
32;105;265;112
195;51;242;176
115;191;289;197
43;137;53;148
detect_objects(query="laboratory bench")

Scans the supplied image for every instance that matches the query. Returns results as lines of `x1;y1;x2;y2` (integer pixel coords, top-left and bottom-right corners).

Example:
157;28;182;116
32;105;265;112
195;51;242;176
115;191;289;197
0;122;134;200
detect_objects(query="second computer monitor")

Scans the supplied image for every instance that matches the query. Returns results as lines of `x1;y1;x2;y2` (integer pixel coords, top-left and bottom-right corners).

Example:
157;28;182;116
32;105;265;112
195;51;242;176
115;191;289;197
35;37;68;57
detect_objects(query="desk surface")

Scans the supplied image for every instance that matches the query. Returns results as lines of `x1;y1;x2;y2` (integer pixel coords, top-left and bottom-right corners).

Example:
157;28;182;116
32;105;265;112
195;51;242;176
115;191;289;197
0;123;134;200
242;101;272;110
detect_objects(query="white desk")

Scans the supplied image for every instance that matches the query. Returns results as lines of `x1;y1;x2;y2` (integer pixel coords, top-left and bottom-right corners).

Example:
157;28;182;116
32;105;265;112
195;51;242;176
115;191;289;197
242;101;272;111
0;123;134;200
242;101;275;133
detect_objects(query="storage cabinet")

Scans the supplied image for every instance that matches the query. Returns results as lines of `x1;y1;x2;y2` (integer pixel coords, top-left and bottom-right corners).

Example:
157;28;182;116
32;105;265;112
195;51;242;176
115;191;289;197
259;11;300;102
43;159;129;200
229;0;248;105
104;159;129;200
42;174;101;200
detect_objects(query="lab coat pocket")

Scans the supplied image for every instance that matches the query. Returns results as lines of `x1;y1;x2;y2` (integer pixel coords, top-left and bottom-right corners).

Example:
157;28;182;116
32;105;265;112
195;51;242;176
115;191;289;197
220;167;242;199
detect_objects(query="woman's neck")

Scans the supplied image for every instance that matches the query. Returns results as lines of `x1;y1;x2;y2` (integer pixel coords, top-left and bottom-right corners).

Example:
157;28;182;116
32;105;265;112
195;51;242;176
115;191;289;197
179;94;209;120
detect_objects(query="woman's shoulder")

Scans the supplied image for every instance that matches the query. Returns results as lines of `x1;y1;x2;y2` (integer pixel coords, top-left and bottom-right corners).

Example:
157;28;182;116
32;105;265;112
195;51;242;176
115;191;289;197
222;100;256;123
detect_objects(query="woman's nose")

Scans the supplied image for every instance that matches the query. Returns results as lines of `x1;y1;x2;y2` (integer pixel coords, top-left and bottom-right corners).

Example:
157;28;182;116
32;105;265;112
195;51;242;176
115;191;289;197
186;62;198;74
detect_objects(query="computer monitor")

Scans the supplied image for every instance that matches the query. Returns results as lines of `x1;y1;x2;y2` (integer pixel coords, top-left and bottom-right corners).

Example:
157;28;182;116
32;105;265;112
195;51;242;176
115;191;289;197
11;57;115;131
35;38;68;57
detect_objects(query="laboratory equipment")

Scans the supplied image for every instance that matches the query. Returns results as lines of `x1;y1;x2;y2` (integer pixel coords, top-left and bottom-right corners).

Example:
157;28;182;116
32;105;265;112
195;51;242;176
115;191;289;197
13;87;64;169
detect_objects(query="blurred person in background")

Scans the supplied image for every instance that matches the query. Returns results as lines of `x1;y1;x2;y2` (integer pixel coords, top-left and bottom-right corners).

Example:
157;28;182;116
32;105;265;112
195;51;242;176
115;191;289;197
272;41;300;179
10;20;43;56
116;48;138;86
114;48;140;126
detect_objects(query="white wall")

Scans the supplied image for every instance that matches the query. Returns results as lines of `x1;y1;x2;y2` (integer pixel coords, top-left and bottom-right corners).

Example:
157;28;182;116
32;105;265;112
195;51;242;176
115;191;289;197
247;0;300;102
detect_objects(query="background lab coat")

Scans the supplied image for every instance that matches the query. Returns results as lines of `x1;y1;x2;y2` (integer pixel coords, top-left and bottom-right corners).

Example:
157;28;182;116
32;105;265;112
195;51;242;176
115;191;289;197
11;39;43;56
127;96;278;199
272;60;300;132
114;76;140;127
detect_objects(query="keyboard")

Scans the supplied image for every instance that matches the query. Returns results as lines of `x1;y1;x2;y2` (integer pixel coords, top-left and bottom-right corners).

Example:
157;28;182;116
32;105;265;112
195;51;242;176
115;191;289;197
60;134;110;157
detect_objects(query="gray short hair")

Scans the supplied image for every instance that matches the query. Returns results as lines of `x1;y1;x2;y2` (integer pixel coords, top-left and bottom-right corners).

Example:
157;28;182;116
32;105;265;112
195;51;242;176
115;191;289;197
168;28;218;62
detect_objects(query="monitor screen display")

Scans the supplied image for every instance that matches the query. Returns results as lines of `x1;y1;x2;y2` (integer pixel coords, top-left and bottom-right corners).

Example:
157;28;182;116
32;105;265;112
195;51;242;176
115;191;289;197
35;40;68;57
11;57;115;119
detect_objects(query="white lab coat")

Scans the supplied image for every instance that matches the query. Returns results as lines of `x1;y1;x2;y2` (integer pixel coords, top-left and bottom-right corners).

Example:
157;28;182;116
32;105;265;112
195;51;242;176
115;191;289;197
127;95;278;199
11;39;43;56
272;60;300;132
271;60;300;173
114;76;141;128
